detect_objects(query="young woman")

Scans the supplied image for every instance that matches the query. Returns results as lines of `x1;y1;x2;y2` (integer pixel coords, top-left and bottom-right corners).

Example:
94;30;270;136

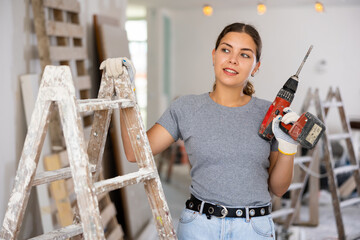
121;22;299;239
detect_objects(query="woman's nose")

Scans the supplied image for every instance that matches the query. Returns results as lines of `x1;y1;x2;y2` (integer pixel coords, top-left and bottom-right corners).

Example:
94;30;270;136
229;55;238;64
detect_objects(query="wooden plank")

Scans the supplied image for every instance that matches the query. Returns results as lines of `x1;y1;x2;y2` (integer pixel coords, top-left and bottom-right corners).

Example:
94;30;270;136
118;70;176;239
107;225;123;240
100;203;116;227
339;176;356;198
77;98;133;113
95;168;157;195
43;0;80;13
33;164;97;186
294;156;312;164
53;66;104;239
340;197;360;208
100;24;131;59
271;208;295;219
20;74;54;232
46;20;84;38
29;224;83;240
328;133;351;141
49;46;87;61
333;165;359;176
74;75;92;91
93;14;120;63
287;183;303;191
317;88;346;239
44;154;73;227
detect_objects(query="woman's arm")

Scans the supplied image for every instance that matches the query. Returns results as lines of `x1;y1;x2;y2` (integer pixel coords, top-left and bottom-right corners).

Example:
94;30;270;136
268;151;294;197
120;111;175;162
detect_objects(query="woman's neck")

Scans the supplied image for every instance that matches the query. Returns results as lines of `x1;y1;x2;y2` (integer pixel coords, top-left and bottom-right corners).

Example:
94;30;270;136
209;87;251;107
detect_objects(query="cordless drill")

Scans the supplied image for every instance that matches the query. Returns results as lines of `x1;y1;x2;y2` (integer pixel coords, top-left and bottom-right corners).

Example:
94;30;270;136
258;46;325;149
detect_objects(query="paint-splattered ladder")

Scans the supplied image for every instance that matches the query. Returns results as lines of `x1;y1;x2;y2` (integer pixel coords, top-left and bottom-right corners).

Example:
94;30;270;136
0;64;177;239
316;87;360;240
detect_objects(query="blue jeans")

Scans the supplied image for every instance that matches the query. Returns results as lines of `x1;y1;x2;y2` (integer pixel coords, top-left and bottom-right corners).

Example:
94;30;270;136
177;208;275;240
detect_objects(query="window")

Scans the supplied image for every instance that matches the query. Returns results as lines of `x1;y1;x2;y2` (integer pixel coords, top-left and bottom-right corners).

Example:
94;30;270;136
125;20;147;128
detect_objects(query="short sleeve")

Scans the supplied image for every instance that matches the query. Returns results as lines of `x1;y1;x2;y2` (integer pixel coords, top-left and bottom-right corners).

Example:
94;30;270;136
156;101;182;141
270;137;279;152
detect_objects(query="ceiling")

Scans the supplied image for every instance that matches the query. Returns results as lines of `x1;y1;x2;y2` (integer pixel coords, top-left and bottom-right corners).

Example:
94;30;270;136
128;0;360;10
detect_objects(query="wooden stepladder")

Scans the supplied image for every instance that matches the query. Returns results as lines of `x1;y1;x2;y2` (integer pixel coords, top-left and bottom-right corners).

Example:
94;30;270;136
314;87;360;240
1;65;176;239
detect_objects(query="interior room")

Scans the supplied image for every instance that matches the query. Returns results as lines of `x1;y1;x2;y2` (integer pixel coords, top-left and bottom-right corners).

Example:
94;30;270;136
1;0;360;239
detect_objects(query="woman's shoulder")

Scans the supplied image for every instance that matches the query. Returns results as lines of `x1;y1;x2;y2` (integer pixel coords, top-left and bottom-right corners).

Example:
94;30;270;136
252;96;272;113
171;93;209;108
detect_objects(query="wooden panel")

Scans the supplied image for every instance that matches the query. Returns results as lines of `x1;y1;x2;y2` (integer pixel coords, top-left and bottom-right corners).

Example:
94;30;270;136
46;20;84;38
74;75;92;90
44;154;73;227
93;14;119;63
49;46;87;61
100;203;116;227
100;24;131;59
43;0;80;13
107;225;123;240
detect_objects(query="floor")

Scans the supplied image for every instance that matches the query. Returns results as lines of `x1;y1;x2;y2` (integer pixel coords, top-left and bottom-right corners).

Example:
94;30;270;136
140;164;360;240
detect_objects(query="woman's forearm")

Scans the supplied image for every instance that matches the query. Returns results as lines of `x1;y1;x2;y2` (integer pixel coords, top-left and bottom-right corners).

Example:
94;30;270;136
268;153;294;197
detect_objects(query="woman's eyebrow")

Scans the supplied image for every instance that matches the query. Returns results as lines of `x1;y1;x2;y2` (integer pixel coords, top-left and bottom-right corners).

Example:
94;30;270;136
220;42;254;53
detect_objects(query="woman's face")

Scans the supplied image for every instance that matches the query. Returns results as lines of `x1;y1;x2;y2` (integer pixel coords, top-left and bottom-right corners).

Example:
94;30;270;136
212;32;260;90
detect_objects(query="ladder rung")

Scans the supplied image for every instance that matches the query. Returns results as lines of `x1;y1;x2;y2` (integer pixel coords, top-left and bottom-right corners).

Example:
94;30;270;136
340;197;360;208
333;165;359;176
95;168;157;195
328;133;351;141
32;164;97;186
77;98;134;112
29;224;83;239
288;183;304;191
323;101;343;108
271;208;295;219
294;156;312;164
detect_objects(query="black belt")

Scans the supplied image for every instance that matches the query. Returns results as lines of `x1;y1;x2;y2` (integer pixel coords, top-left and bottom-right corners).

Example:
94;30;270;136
185;195;271;218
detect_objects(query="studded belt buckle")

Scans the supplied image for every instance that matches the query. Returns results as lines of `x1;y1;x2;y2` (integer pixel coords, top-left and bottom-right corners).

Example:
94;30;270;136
217;204;228;218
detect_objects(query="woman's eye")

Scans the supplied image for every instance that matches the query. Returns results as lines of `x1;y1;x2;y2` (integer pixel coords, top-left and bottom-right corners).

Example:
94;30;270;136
241;53;250;58
221;48;230;53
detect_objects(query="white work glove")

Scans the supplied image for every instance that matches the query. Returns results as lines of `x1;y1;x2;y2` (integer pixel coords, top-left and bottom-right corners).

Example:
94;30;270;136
99;57;136;83
272;107;299;155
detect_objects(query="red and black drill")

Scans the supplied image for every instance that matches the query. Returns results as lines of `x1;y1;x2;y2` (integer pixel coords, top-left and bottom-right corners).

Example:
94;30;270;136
258;46;325;149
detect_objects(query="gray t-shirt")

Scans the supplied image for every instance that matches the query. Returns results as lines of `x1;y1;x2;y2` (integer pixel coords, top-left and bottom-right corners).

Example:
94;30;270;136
157;93;278;207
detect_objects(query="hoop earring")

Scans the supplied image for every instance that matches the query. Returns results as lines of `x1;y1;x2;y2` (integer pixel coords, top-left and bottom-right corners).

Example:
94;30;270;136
251;69;259;77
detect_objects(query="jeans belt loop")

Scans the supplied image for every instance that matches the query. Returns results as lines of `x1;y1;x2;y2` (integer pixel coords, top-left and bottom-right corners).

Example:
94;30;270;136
245;207;250;222
199;201;205;214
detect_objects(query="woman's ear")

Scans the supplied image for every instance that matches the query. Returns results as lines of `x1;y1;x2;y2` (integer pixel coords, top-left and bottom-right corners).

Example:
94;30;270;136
251;61;261;76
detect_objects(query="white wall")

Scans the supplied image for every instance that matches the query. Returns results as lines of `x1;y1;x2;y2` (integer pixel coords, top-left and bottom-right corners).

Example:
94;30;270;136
167;5;360;130
0;0;126;238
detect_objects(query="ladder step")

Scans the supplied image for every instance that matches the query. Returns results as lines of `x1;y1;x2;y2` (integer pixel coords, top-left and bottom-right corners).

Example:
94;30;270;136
77;98;134;112
322;101;343;108
340;197;360;208
95;168;157;195
328;133;351;141
333;165;359;176
32;164;97;186
29;224;83;239
271;208;295;219
294;156;312;164
288;183;304;191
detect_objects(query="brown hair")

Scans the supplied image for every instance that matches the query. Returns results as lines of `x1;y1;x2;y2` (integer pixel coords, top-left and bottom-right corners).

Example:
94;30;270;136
212;23;262;96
